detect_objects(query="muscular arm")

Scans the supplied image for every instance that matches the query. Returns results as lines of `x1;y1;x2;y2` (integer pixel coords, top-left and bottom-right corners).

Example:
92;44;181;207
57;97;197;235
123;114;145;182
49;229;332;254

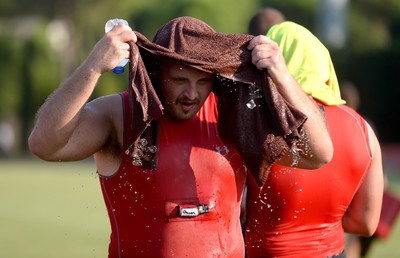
28;25;136;161
248;36;333;169
342;122;384;236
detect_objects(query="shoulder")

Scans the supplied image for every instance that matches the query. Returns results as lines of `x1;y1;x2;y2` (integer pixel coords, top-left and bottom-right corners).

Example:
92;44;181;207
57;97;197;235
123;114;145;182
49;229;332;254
87;92;124;140
324;104;366;127
365;120;381;159
86;93;124;120
325;104;379;157
89;93;123;109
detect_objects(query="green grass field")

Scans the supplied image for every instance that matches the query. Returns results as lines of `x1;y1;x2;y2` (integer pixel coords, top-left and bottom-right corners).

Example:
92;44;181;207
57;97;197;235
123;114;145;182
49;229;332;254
0;159;109;258
1;159;399;258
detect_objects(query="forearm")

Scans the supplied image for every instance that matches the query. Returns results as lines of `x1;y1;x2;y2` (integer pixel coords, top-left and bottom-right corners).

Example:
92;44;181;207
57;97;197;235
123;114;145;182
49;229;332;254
276;73;333;168
248;36;333;167
28;62;101;159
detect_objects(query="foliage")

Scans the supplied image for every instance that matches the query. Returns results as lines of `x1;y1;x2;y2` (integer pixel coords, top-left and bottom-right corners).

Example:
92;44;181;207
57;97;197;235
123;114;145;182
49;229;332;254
130;0;258;35
0;36;22;117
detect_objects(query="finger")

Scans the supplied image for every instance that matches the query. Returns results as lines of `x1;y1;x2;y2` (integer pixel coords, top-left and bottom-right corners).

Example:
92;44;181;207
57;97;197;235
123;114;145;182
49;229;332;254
247;35;270;50
108;23;132;33
251;45;273;62
247;37;257;50
120;30;137;44
124;50;130;59
107;25;136;42
253;59;270;71
120;43;130;51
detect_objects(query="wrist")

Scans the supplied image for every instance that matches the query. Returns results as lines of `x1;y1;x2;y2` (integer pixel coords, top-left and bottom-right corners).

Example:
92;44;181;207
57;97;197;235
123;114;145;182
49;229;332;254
78;60;103;80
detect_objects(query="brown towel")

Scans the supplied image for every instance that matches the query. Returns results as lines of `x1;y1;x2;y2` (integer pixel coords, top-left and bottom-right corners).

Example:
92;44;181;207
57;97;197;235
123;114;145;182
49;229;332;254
126;16;307;186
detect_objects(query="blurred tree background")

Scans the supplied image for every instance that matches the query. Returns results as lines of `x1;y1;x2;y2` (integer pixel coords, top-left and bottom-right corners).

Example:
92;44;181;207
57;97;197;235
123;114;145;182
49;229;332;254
0;0;399;157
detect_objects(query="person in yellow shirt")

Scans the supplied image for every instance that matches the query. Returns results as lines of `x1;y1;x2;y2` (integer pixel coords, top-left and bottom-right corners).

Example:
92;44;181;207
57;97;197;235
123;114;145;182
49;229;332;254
244;21;384;258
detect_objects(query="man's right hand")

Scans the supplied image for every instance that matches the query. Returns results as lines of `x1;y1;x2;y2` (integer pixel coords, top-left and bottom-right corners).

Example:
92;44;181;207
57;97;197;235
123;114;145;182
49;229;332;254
86;24;137;74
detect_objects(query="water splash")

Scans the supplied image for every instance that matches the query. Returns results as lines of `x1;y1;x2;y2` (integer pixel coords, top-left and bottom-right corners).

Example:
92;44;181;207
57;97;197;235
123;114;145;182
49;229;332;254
246;99;256;109
290;147;302;166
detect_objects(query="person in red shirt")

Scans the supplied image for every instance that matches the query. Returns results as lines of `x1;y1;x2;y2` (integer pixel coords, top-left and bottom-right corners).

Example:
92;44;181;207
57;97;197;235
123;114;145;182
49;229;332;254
244;21;384;258
28;17;333;257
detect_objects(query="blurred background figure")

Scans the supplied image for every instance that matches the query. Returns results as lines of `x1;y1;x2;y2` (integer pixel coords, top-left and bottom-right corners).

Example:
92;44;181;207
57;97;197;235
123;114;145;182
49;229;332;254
248;7;286;36
340;81;361;111
341;80;400;258
0;120;15;157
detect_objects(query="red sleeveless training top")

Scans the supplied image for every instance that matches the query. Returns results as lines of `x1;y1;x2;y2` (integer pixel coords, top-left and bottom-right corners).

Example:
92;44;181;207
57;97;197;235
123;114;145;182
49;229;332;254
99;91;247;257
245;104;372;258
